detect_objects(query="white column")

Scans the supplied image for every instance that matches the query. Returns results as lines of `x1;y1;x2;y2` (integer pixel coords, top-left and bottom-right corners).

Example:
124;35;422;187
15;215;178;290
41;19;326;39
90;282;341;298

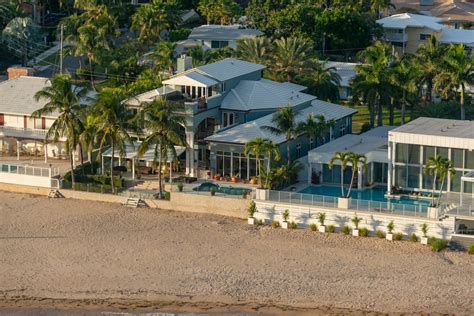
132;158;135;180
118;156;122;166
357;165;363;190
185;131;195;176
44;143;48;163
101;154;105;173
169;160;172;183
387;141;393;193
460;179;464;206
307;163;312;184
16;140;20;160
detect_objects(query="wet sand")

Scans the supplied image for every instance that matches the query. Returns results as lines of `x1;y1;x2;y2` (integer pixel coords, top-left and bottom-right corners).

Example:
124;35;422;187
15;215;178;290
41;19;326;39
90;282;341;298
0;191;473;314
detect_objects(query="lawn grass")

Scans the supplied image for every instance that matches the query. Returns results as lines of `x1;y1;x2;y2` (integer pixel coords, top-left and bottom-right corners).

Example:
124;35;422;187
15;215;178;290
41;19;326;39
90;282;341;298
348;104;412;134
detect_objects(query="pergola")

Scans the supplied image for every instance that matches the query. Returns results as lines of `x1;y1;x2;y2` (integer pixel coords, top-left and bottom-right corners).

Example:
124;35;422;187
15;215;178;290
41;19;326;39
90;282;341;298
101;142;186;180
460;171;474;205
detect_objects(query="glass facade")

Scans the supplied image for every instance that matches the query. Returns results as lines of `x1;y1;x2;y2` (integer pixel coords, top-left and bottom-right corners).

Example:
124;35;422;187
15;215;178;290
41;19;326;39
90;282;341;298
322;164;352;185
215;151;260;180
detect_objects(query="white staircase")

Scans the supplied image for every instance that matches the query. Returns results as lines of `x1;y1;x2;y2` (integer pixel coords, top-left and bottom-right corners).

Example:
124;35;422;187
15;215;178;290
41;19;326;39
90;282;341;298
48;189;64;198
123;197;148;208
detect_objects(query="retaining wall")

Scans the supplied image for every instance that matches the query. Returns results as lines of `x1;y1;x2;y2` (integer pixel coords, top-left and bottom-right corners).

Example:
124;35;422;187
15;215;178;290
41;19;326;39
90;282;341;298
0;182;50;195
254;200;455;240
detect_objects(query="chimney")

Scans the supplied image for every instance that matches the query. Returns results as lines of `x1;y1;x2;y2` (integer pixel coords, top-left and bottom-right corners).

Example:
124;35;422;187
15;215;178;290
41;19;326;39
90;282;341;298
7;66;34;80
177;55;193;73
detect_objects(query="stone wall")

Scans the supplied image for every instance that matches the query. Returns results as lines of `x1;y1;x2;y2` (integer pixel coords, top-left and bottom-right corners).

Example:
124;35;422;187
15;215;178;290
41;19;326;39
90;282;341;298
254;201;455;240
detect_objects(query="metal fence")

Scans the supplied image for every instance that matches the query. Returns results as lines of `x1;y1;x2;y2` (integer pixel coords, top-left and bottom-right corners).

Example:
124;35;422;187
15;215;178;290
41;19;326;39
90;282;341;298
0;163;59;177
264;190;428;218
447;205;474;218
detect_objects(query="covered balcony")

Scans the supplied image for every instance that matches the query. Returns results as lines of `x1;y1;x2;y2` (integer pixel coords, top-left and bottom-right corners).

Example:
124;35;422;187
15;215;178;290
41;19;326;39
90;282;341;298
382;28;408;42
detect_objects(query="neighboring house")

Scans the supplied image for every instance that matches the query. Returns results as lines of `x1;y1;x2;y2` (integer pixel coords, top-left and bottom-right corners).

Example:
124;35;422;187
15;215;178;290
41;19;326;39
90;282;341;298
390;0;474;29
324;62;358;100
176;24;263;54
377;13;474;53
0;72;64;160
125;57;358;180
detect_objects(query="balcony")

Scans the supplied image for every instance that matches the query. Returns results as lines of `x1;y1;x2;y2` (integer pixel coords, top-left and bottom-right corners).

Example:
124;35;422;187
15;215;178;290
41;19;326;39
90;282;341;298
0;126;50;140
383;31;408;42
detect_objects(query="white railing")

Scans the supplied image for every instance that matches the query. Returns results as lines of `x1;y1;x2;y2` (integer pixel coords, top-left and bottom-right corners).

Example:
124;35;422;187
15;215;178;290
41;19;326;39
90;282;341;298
0;126;48;139
383;32;408;42
0;163;59;177
448;205;474;218
262;190;428;218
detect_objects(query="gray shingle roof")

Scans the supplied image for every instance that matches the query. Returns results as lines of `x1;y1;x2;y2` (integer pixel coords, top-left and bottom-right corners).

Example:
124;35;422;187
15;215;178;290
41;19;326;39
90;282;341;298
0;76;55;117
206;100;358;145
196;58;266;82
391;117;474;139
220;79;315;112
188;24;263;41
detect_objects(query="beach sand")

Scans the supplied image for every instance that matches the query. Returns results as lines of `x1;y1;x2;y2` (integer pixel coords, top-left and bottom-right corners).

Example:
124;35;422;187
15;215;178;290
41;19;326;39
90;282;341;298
0;191;473;314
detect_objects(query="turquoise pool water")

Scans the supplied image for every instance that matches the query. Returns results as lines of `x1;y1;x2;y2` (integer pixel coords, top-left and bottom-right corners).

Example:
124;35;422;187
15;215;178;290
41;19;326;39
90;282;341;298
299;185;430;207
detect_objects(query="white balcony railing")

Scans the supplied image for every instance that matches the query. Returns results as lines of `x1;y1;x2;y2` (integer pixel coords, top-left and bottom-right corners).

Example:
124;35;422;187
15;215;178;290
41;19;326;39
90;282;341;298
383;31;408;42
0;125;49;140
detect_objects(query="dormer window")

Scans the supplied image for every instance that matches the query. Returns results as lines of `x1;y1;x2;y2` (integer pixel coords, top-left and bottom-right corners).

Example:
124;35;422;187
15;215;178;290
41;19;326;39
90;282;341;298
221;82;227;93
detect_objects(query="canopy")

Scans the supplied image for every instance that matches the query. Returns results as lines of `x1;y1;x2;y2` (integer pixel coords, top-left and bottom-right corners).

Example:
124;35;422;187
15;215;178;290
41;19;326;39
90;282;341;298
102;142;186;163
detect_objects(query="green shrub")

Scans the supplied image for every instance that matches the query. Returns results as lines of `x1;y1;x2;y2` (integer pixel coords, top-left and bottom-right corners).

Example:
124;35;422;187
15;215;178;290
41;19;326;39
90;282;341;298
289;221;297;229
282;209;290;221
327;225;336;233
375;230;385;239
162;191;171;201
210;188;216;196
309;223;317;231
271;220;281;228
468;245;474;255
409;233;418;242
247;201;257;217
341;225;350;235
255;219;264;226
394;232;404;241
351;214;362;229
317;212;326;226
177;182;184;192
430;238;449;252
387;220;395;234
359;227;369;237
420;223;429;237
168;28;191;41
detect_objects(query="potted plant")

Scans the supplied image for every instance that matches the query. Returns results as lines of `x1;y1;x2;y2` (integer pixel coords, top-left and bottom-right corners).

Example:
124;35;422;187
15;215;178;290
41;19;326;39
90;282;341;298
281;209;290;229
214;174;220;181
420;223;429;245
386;220;395;241
231;173;239;183
177;182;184;192
247;200;257;225
250;176;258;185
351;214;362;236
317;212;326;233
210;187;216;196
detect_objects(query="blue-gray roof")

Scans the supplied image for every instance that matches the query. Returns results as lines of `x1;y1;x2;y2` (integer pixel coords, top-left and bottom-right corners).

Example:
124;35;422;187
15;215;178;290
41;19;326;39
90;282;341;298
206;100;358;145
196;58;266;82
188;25;263;41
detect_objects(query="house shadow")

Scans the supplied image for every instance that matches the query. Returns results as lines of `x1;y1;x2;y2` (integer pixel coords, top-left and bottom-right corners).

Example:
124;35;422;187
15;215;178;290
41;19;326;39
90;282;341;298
334;214;350;230
404;223;416;236
370;217;383;233
436;223;451;239
296;210;312;228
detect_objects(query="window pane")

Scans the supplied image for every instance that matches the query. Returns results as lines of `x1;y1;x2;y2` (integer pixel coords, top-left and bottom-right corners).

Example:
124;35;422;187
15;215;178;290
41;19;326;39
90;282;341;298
407;145;420;164
240;157;248;180
395;143;407;163
223;156;231;177
333;165;341;185
450;171;462;192
232;156;240;176
452;149;464;168
395;165;407;187
423;146;435;164
437;147;448;159
216;155;223;175
323;164;333;183
422;172;434;190
407;166;420;189
466;150;474;169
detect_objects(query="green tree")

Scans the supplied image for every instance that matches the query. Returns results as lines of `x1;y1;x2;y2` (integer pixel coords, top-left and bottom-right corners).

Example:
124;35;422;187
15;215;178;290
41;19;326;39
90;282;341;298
346;153;367;197
272;37;312;82
434;44;474;120
328;151;351;198
79;114;100;174
302;60;341;101
215;0;241;25
424;156;456;207
2;16;44;65
131;0;180;44
416;36;445;103
95;88;134;193
236;37;271;65
197;0;217;25
138;98;187;198
296;114;334;149
244;137;267;188
151;40;177;75
32;74;88;188
261;139;281;189
262;105;299;166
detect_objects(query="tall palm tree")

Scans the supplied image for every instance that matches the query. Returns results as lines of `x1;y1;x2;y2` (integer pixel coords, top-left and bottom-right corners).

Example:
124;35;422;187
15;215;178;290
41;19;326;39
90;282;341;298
79;114;99;174
296;114;334;149
303;60;341;102
32;74;87;188
352;41;392;128
272;37;312;82
197;0;216;25
416;36;445;103
215;0;241;25
244;137;267;188
389;55;421;125
94;88;134;193
262;105;299;166
346;153;367;197
424;155;456;206
434;44;474;120
328;152;351;198
151;40;177;75
236;37;271;65
137;98;187;198
261;140;281;189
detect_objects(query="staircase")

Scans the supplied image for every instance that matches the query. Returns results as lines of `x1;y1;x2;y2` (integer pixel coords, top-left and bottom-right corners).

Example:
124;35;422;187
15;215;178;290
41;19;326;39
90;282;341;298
48;189;64;198
123;197;148;208
449;235;474;251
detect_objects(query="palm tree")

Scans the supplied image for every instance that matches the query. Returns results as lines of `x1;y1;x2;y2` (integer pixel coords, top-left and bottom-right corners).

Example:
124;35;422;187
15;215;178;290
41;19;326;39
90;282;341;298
416;36;445;103
236;37;271;65
94;88;134;193
272;37;312;82
352;41;392;128
138;98;187;198
303;60;341;102
131;0;180;44
151;40;177;75
296;114;334;149
389;55;421;125
32;74;87;188
346;153;367;197
424;156;456;207
197;0;216;25
261;140;281;189
244;137;267;188
328;152;351;198
215;0;241;25
434;44;474;120
262;105;299;166
79;115;99;174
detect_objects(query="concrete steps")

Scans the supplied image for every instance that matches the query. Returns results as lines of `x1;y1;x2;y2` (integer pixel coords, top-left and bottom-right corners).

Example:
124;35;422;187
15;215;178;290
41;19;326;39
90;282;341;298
123;197;148;208
48;189;64;198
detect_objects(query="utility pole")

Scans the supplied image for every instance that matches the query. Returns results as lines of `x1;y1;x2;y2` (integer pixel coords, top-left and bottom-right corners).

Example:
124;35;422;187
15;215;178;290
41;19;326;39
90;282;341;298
59;24;64;74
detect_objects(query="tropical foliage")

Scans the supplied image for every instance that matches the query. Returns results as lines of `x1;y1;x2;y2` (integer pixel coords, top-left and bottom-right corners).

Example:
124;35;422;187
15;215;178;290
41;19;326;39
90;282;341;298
424;156;456;207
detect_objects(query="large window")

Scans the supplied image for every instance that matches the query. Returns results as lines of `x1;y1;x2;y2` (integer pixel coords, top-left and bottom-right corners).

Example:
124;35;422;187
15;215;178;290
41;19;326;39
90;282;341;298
395;165;407;187
423;146;435;164
211;40;229;48
395;143;407;163
407;145;420;164
215;151;262;179
407;166;420;188
452;149;464;168
466;150;474;169
222;112;235;127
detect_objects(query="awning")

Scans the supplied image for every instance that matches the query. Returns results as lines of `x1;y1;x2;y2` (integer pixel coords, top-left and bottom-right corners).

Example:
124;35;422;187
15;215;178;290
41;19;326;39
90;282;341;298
102;142;186;163
163;72;218;88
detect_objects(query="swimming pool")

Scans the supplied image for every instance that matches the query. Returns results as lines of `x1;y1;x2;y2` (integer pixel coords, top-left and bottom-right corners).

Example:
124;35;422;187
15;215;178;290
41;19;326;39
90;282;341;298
299;185;430;207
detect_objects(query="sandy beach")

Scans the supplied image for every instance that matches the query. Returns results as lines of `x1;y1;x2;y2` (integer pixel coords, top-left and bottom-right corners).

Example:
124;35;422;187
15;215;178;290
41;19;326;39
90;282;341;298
0;191;473;315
